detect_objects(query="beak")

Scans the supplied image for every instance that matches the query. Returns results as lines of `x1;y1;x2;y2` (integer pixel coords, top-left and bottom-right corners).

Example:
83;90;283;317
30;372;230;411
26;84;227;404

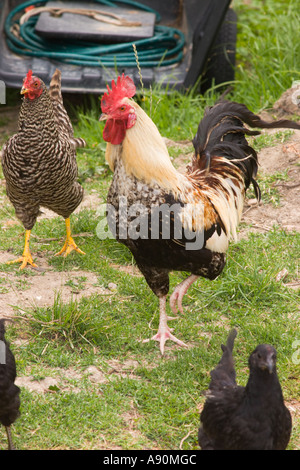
266;358;274;374
99;113;108;121
261;358;274;374
20;87;28;95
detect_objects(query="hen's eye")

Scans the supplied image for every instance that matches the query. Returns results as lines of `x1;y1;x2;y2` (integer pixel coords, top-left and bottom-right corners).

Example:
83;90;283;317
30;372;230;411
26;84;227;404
120;105;126;111
34;82;39;87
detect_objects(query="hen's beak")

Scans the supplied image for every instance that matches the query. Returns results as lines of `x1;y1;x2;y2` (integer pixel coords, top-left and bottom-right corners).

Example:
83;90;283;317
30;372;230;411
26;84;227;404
266;358;274;374
99;113;108;121
20;87;28;95
260;358;274;373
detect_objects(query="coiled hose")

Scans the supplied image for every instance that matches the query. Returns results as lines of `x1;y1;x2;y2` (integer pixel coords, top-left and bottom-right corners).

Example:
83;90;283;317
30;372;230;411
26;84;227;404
4;0;185;67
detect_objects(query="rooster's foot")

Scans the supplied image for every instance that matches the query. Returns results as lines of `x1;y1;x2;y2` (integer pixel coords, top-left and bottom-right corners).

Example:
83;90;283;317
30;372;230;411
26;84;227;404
169;274;199;314
143;296;188;355
144;327;188;355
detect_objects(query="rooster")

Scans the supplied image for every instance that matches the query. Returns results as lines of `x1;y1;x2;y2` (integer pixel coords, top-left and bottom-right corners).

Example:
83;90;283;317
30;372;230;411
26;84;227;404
1;69;86;269
100;74;300;354
198;329;292;450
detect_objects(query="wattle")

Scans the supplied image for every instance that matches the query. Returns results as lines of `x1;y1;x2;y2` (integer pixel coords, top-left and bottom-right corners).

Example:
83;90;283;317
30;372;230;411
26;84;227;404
24;89;43;100
103;119;126;145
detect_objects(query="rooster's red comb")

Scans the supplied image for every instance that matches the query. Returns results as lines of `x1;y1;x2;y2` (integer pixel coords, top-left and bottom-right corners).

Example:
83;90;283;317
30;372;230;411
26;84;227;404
101;74;136;113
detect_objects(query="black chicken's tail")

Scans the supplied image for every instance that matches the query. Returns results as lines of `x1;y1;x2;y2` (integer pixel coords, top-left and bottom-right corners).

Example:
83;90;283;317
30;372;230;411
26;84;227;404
191;100;300;200
208;328;238;391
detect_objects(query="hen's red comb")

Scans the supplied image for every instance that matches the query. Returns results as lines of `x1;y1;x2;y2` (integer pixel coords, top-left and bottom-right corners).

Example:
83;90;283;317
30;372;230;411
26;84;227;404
23;69;33;86
101;74;136;113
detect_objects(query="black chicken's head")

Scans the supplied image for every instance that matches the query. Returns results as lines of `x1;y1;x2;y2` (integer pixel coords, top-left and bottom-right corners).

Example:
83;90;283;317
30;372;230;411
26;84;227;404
248;344;277;374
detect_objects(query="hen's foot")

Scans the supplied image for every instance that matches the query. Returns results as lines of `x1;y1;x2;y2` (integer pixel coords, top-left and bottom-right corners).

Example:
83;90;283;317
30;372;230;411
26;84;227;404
6;229;37;269
7;254;37;270
55;236;85;257
55;217;85;257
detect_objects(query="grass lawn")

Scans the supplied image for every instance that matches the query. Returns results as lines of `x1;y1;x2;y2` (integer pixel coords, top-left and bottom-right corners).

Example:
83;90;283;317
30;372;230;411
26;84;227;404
0;0;299;451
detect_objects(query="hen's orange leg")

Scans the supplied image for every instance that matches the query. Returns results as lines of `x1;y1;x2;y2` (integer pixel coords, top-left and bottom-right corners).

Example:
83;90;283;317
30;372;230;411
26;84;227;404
169;274;199;314
6;229;37;270
143;296;188;355
55;217;85;257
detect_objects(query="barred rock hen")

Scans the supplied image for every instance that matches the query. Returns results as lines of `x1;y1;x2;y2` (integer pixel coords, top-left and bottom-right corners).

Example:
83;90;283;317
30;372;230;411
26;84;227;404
198;330;292;450
1;69;86;269
0;319;21;450
100;74;300;354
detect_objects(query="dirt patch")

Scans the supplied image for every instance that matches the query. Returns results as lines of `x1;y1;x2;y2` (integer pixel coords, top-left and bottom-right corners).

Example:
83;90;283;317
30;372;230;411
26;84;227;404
15;358;143;394
241;130;300;234
0;265;111;318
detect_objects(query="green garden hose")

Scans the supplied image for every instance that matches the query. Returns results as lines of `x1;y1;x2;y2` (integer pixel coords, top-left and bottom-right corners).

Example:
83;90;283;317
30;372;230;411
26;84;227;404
4;0;185;68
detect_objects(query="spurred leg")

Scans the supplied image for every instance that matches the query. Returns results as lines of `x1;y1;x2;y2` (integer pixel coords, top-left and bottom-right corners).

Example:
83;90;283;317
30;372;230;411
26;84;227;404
143;296;188;355
55;217;85;257
169;274;199;314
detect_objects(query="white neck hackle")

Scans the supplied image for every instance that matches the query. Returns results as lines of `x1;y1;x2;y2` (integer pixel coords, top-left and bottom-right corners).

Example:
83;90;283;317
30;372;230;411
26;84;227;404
105;99;183;193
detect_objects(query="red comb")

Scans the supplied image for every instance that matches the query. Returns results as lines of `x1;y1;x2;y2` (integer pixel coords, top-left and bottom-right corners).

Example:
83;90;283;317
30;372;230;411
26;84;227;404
101;74;136;113
23;69;33;86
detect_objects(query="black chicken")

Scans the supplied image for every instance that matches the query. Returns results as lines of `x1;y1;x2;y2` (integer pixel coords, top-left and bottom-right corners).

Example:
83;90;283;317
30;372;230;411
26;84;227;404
198;329;292;450
0;319;21;450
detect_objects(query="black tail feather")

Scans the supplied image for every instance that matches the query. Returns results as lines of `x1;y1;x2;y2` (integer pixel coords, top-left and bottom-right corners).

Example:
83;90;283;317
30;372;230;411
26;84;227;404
192;100;300;198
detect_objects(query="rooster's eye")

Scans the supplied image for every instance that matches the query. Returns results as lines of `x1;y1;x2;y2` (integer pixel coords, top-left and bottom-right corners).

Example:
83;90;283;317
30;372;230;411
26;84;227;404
120;105;126;111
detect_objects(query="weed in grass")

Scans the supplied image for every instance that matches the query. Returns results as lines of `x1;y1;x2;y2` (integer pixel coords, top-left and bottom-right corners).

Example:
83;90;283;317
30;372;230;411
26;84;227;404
65;276;87;293
17;293;102;350
249;130;294;152
244;162;290;206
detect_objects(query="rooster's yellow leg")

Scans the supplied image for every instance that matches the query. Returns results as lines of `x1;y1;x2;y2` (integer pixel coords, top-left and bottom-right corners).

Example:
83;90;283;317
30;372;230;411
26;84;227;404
143;296;189;355
55;217;85;257
6;229;37;270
